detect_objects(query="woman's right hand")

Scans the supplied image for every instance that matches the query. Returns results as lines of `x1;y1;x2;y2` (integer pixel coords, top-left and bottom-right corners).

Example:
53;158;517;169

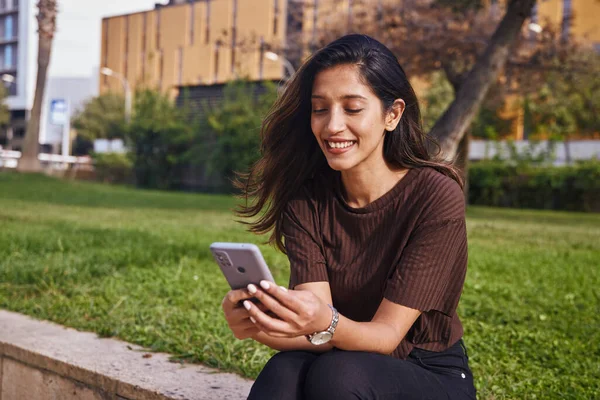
221;289;262;340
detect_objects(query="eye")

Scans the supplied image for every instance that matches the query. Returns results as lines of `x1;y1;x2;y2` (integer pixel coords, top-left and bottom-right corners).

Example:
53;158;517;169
346;109;363;114
312;109;327;114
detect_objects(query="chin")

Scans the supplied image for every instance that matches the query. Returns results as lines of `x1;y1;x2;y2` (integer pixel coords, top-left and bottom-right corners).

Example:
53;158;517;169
326;158;356;172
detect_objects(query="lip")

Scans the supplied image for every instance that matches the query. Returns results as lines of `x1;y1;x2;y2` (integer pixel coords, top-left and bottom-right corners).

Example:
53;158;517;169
324;139;356;155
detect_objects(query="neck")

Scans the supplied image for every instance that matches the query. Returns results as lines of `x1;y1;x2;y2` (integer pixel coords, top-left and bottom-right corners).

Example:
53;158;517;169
340;164;408;208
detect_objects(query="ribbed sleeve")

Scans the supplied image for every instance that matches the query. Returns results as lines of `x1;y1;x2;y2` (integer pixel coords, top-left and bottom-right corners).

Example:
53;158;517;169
282;189;329;288
384;218;467;316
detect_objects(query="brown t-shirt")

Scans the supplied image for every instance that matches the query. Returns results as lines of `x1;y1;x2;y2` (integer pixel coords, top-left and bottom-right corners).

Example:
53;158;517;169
282;166;467;359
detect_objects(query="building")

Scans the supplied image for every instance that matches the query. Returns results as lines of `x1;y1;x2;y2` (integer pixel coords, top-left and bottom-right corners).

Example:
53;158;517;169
0;0;38;152
0;0;99;154
99;0;288;97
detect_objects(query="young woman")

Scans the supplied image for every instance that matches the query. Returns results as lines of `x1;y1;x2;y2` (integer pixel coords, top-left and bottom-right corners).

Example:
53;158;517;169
221;34;477;399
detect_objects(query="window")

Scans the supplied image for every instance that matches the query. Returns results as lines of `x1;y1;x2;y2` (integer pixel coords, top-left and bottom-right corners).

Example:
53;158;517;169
11;13;16;37
258;36;264;79
0;0;6;11
5;15;12;40
12;0;18;10
231;0;237;73
273;0;278;35
103;20;109;85
561;0;572;40
205;0;210;44
214;42;219;82
177;47;183;84
4;44;12;69
311;0;319;51
124;16;129;78
348;0;353;31
189;2;195;45
158;50;164;90
156;9;161;49
142;13;147;51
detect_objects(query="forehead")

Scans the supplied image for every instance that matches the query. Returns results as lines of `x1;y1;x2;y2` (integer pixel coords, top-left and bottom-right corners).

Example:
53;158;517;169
311;64;374;100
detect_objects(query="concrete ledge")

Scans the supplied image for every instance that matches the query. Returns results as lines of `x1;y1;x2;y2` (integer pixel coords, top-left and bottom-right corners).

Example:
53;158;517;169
0;310;253;400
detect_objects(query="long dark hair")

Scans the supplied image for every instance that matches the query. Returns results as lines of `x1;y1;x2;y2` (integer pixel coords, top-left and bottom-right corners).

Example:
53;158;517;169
235;34;462;252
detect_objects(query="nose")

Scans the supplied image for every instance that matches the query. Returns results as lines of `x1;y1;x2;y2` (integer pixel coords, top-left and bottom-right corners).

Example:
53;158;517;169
325;108;346;134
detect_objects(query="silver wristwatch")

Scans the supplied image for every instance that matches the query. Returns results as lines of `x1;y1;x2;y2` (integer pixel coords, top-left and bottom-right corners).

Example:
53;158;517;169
306;304;339;345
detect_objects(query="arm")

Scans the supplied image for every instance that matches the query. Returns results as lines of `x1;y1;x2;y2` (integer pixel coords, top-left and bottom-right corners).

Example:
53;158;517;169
330;300;421;354
246;281;421;355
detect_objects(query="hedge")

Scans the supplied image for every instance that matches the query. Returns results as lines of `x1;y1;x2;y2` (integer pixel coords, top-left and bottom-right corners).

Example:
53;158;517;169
468;160;600;212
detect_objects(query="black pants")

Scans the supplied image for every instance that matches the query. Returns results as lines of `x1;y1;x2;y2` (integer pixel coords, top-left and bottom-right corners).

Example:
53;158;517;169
248;339;477;400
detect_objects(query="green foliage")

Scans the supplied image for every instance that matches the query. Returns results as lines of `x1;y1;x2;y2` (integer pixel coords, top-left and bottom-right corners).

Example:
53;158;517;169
198;80;278;188
469;160;600;211
126;89;195;190
1;172;599;399
421;71;454;132
0;84;10;127
434;0;484;13
71;93;127;141
92;152;134;185
526;50;600;141
421;72;512;139
491;139;557;166
470;104;513;140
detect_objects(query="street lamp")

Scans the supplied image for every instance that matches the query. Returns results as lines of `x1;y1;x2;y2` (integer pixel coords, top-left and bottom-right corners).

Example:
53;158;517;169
264;51;296;80
528;23;543;34
100;67;132;123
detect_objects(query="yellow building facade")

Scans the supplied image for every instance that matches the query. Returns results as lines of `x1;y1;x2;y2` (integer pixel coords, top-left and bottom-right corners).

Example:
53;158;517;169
100;0;287;96
101;0;600;138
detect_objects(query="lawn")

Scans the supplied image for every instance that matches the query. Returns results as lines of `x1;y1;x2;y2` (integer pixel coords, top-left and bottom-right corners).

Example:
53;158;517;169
0;171;598;399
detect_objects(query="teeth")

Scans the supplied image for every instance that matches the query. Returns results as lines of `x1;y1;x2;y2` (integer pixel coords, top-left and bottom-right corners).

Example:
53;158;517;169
328;141;355;149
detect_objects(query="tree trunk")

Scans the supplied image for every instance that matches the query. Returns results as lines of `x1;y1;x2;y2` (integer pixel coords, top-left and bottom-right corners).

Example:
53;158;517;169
17;1;57;173
429;0;536;160
564;137;571;165
455;131;471;203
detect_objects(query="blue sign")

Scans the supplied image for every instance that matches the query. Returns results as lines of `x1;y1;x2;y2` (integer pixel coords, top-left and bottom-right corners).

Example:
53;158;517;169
50;99;68;125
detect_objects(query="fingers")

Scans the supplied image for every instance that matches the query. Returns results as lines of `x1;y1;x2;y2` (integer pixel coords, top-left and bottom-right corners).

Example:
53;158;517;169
247;283;298;322
222;289;254;310
242;299;295;337
253;280;305;312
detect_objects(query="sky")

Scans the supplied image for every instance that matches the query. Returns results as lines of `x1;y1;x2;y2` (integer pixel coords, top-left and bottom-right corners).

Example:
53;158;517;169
49;0;168;78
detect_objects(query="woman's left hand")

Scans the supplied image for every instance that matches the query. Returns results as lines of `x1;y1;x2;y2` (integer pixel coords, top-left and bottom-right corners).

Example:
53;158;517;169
242;281;333;338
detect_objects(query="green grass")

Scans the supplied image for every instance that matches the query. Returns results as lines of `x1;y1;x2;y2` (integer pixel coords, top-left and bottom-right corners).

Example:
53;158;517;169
1;171;598;399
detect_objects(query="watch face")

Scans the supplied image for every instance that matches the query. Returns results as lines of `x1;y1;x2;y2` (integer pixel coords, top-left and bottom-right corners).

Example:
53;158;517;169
310;332;333;345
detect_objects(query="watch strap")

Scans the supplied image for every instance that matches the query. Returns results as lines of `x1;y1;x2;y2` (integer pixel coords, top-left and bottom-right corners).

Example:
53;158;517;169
306;304;338;343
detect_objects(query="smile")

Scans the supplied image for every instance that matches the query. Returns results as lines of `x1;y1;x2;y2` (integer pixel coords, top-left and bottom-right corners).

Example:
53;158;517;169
326;140;356;152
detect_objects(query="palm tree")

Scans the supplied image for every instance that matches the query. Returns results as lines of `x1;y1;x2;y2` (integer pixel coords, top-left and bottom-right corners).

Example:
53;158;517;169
17;0;58;172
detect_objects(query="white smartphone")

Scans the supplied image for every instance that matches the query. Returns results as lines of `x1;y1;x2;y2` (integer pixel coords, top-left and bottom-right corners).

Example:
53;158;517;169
210;242;275;290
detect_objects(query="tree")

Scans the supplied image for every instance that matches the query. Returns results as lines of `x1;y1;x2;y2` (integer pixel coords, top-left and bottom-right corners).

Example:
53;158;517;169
127;88;194;190
526;49;600;164
0;84;10;129
297;0;568;168
17;0;58;172
199;80;278;189
428;0;536;160
71;93;127;141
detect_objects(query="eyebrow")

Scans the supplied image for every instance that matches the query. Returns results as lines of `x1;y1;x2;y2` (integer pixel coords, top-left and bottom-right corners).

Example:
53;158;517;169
311;94;367;100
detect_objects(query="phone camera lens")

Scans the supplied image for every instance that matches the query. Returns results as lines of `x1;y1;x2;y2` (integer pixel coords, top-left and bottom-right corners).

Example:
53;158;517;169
237;266;246;273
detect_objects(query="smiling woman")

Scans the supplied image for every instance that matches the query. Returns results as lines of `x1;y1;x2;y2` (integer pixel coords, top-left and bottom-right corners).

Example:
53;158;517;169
226;34;476;400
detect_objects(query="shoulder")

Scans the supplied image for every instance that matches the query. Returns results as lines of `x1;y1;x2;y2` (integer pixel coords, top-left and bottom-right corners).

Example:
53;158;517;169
410;167;465;222
285;174;328;218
